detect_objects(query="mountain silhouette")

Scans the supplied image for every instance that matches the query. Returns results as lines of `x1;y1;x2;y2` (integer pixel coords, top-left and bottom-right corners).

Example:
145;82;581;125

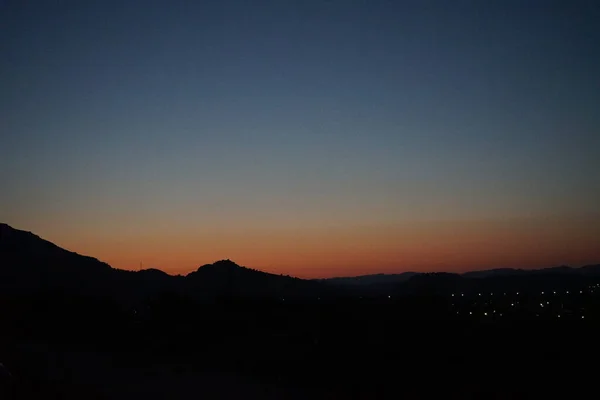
322;264;600;291
185;258;327;300
0;223;117;295
388;264;600;296
2;223;599;300
0;224;328;301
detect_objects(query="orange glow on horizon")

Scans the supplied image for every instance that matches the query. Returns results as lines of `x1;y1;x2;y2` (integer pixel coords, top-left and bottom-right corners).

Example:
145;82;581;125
31;214;600;279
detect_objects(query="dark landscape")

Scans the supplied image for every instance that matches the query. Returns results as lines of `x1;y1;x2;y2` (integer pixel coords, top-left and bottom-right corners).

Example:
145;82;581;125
1;223;599;399
3;1;600;398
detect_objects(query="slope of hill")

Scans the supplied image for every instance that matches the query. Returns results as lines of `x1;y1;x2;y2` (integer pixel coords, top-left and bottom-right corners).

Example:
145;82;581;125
0;223;116;294
0;224;329;301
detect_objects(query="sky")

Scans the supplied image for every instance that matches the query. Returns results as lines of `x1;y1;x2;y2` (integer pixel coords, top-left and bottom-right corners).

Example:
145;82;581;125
1;0;599;278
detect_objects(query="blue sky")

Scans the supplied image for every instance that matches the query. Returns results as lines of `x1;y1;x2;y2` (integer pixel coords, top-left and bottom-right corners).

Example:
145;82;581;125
1;1;599;276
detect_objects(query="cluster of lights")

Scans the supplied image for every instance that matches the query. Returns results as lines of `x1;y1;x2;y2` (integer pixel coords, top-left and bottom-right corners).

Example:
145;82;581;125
450;287;597;321
452;291;527;298
458;310;587;319
453;288;599;298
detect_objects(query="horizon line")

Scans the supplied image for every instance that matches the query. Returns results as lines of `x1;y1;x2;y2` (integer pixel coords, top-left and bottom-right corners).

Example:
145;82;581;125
2;222;598;280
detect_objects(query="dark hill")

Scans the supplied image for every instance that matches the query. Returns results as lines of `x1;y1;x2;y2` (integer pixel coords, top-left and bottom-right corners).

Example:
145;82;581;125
0;223;115;295
185;259;326;300
0;224;330;301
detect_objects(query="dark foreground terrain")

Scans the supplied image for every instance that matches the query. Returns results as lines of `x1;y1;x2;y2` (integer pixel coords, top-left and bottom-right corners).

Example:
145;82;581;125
1;289;600;399
1;223;599;398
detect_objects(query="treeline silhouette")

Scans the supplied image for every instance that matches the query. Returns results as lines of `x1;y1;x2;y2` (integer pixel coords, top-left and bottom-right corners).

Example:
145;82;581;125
1;223;600;399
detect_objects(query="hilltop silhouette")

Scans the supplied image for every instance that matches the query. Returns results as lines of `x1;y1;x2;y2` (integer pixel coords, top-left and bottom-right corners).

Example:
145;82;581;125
2;223;599;301
0;224;331;302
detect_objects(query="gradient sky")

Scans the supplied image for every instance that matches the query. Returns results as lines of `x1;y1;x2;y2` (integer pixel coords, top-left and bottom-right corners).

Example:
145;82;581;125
1;0;599;278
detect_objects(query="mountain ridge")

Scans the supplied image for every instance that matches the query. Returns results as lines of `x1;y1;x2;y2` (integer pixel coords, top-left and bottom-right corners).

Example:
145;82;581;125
0;223;329;300
1;223;599;298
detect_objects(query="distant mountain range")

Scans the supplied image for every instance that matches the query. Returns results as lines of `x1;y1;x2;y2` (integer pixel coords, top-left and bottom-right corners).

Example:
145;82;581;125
323;264;600;285
321;264;600;296
1;223;599;300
